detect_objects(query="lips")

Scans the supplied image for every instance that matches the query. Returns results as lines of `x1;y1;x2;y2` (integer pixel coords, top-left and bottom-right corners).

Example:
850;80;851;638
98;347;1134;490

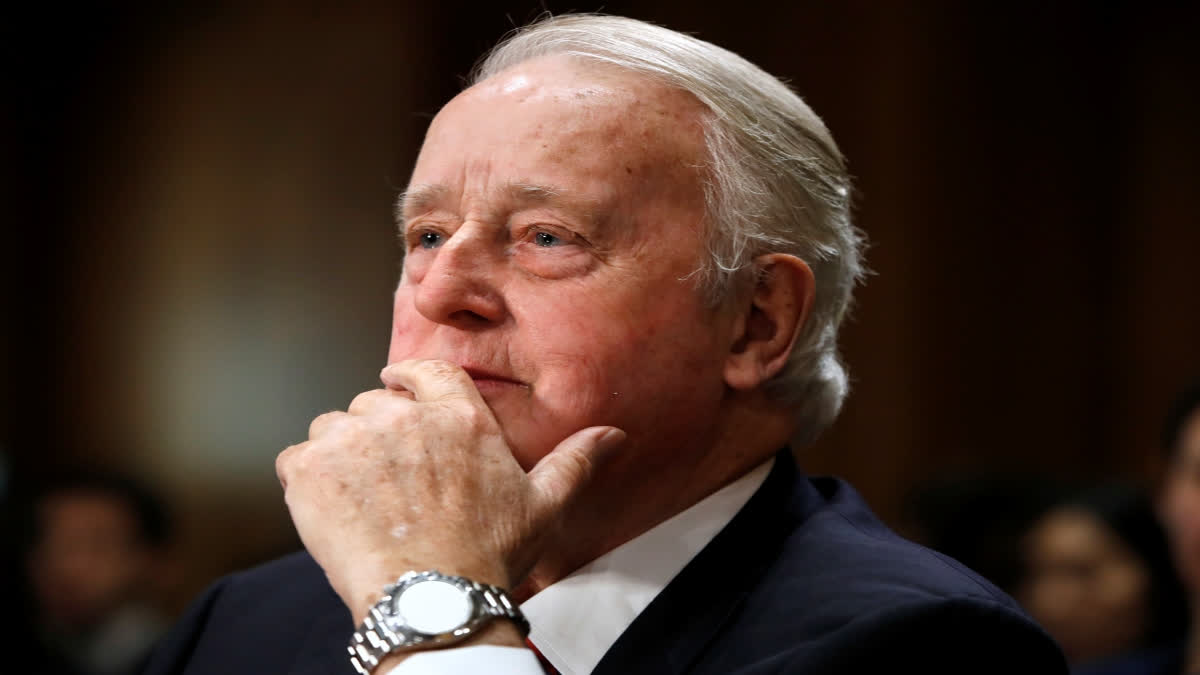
460;365;526;388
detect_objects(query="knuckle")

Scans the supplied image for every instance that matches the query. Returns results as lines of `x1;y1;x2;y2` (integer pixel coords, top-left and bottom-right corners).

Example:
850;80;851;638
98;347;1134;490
407;357;458;377
385;401;417;425
545;446;596;491
275;443;302;482
562;449;595;481
424;358;463;380
308;410;343;438
396;357;434;376
347;389;381;415
458;404;491;432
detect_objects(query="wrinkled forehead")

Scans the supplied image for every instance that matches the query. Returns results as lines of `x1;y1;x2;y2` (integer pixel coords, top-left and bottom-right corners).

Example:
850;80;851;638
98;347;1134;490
416;55;710;195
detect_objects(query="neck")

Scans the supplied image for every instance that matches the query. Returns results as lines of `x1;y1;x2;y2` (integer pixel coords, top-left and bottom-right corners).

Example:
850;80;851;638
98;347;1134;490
514;390;793;601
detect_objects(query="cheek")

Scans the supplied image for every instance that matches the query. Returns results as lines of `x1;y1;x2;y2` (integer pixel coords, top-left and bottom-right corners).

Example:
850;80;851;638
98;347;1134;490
1111;565;1151;612
1162;489;1200;581
525;318;632;414
520;288;724;427
1179;513;1200;554
1165;488;1200;537
388;287;426;362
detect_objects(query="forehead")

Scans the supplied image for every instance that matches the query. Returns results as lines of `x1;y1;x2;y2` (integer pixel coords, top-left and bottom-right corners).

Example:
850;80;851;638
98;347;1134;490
1032;509;1108;549
40;491;137;531
412;56;708;206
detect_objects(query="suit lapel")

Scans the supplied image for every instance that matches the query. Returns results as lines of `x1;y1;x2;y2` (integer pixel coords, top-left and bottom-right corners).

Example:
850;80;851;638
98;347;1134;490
592;451;814;675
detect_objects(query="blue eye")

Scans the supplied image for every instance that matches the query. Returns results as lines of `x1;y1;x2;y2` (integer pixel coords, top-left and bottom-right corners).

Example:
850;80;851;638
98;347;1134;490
418;231;443;249
533;231;561;247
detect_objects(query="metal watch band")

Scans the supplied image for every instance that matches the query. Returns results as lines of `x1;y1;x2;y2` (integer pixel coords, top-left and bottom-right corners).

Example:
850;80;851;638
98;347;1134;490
348;571;529;675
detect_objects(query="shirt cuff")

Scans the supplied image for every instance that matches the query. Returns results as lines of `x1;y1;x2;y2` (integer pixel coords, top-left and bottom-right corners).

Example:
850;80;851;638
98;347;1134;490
384;645;545;675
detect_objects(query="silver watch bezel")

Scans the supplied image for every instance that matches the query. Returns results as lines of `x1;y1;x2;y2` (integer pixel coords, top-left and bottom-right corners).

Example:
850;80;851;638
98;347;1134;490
347;570;528;675
382;570;489;646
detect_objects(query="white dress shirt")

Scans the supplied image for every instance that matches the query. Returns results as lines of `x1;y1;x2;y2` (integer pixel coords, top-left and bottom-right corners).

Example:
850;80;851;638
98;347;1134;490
387;458;774;675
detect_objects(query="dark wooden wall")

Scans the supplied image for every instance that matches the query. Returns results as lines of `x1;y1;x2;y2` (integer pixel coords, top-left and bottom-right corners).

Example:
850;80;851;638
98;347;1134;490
5;0;1198;612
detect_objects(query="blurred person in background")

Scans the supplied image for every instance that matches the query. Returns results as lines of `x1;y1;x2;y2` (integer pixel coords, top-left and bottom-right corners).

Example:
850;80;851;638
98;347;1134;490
1159;381;1200;674
1121;380;1200;675
22;470;172;675
1064;380;1200;675
903;474;1062;595
1018;485;1187;671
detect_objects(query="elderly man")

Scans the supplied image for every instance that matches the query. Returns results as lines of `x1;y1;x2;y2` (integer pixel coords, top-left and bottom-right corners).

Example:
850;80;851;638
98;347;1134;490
143;14;1065;675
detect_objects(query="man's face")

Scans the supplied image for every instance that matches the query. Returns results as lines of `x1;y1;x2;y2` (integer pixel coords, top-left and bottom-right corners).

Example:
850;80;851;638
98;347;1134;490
1161;409;1200;593
388;56;735;469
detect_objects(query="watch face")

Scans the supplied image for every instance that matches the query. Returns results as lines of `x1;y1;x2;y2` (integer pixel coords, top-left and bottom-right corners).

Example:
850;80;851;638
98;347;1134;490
392;579;473;635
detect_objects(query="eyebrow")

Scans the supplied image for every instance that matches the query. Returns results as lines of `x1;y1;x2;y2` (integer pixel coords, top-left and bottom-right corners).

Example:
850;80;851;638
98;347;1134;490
504;182;602;225
395;184;449;223
508;182;563;203
396;181;601;226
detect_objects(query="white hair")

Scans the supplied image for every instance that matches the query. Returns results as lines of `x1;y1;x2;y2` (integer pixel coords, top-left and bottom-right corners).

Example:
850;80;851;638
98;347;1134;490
471;14;866;446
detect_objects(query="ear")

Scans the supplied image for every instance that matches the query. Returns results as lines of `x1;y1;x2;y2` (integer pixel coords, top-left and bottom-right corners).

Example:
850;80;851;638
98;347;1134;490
724;253;816;391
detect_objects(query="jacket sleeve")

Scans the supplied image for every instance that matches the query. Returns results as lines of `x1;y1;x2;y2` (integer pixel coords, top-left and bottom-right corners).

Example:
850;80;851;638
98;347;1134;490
139;577;231;675
785;596;1068;675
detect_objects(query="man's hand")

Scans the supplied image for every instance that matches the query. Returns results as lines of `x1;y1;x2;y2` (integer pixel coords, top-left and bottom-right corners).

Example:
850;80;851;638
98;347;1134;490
275;358;625;625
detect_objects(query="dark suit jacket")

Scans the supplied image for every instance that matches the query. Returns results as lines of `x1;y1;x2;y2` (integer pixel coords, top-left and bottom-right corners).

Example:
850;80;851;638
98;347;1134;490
143;453;1067;674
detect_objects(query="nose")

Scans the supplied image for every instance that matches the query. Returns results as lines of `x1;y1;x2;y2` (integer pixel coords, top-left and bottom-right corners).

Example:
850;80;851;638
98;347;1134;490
412;223;507;328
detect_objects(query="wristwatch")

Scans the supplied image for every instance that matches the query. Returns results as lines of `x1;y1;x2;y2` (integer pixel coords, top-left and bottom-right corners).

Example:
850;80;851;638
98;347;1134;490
347;570;529;674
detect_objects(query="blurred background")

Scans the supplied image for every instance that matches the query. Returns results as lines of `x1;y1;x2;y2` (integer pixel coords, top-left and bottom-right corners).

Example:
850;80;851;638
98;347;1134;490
3;0;1199;671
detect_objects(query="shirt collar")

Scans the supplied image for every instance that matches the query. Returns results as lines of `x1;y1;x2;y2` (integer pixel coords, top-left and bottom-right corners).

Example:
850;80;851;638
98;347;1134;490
520;458;775;675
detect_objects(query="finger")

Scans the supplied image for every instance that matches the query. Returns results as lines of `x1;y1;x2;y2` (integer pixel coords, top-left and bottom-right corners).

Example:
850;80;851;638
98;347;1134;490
380;359;483;406
275;442;305;491
528;426;626;516
308;410;348;440
347;388;414;416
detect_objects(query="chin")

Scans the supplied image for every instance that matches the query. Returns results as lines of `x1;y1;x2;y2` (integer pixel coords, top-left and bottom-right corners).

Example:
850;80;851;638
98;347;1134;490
505;426;568;472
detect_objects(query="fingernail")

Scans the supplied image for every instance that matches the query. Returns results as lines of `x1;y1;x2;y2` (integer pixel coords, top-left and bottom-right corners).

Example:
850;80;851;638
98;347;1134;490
598;427;626;450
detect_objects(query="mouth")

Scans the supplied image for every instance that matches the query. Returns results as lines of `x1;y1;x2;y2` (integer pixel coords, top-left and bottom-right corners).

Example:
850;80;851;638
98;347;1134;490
461;366;527;389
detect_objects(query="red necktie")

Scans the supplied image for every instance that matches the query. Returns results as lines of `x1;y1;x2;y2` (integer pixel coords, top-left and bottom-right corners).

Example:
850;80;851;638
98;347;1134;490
525;638;562;675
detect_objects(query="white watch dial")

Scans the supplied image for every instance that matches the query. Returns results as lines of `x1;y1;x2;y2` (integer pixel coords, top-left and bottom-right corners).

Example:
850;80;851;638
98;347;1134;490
395;579;473;634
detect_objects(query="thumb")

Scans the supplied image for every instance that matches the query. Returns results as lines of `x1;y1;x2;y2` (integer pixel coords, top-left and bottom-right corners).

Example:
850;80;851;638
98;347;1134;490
528;426;626;515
